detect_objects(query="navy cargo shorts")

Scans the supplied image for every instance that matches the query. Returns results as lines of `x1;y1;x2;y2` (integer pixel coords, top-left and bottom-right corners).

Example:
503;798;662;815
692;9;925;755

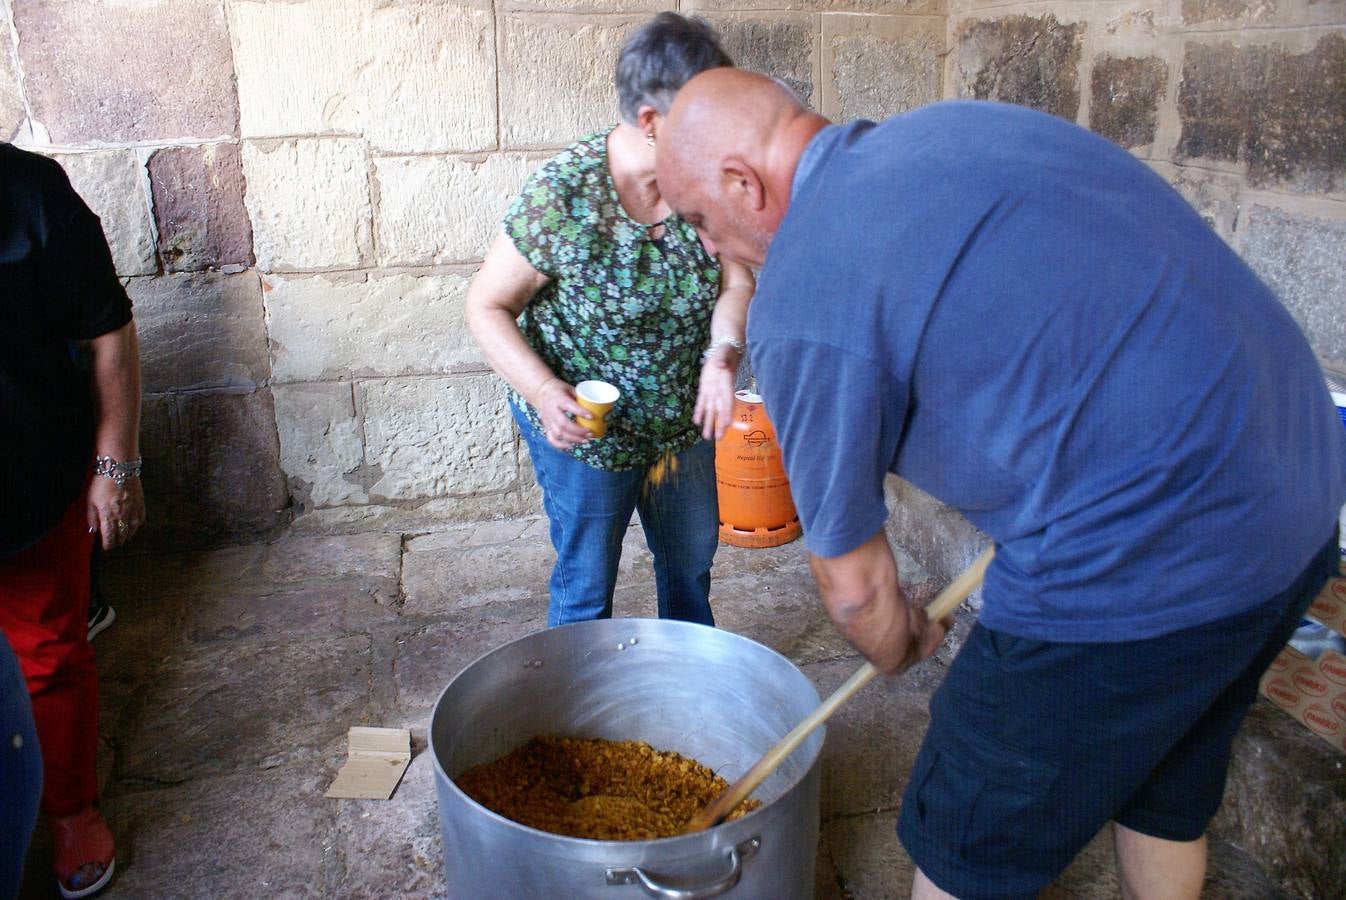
897;535;1339;900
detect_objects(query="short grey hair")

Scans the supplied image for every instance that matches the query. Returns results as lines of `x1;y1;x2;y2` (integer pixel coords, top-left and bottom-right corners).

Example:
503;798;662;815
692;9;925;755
615;13;733;125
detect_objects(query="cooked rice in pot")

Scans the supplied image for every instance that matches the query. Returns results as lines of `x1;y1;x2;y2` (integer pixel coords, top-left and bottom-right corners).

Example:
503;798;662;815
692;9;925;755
456;736;760;840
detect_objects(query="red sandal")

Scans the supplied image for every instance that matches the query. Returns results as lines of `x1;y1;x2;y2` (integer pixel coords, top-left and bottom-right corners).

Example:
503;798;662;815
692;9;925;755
50;807;116;899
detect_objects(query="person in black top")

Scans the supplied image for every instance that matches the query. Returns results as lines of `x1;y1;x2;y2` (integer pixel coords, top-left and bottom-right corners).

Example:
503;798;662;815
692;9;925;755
0;142;144;899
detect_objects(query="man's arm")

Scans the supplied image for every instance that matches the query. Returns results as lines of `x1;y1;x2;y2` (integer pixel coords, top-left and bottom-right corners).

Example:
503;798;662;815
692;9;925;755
809;529;948;675
86;320;145;550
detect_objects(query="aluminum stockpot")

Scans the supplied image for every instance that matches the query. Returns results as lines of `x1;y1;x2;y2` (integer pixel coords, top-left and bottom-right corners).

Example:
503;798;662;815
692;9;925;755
430;618;823;899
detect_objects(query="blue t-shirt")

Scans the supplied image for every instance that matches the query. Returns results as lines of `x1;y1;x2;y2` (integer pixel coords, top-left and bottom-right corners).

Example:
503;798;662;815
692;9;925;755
750;102;1346;643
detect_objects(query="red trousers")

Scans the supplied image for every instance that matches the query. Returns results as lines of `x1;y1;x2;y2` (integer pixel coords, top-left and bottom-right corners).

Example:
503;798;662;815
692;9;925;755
0;490;98;817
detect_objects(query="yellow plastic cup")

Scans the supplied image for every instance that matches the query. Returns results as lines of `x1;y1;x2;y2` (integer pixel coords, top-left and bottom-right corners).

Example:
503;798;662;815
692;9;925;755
575;380;620;438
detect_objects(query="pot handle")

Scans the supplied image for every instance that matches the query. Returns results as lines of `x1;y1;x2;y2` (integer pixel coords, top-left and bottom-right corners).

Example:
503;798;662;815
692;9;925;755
605;836;761;899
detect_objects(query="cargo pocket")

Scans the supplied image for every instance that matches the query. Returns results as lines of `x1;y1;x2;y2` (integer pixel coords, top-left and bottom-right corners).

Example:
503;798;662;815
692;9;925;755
909;718;1061;870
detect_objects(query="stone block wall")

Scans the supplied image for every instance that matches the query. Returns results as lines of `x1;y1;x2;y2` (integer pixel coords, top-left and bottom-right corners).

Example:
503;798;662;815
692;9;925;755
946;0;1345;365
0;0;947;545
1;0;1341;548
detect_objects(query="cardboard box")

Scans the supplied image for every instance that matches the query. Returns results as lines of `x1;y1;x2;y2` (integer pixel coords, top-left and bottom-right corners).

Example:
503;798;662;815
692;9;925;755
1260;647;1346;755
1307;577;1346;637
325;727;412;800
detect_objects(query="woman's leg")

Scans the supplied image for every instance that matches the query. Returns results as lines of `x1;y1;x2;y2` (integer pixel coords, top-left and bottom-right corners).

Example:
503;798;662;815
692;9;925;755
0;491;114;895
637;440;720;625
513;403;642;626
0;494;99;819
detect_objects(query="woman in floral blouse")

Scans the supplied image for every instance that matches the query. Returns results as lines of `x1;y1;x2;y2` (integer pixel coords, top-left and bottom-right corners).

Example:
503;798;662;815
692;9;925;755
467;13;754;627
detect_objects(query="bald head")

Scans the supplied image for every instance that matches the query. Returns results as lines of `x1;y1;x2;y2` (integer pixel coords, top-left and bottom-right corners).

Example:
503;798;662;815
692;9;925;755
657;69;829;267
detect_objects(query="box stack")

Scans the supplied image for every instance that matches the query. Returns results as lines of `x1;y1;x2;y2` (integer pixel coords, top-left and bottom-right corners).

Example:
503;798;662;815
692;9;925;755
1261;575;1346;754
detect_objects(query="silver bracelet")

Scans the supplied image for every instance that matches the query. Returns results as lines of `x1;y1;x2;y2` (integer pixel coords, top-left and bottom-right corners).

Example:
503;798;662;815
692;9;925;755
701;336;745;365
94;455;143;487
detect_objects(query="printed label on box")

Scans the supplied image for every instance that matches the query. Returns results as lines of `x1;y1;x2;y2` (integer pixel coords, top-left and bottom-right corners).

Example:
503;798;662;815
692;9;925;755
1319;650;1346;687
1292;669;1332;698
1308;578;1346;637
1302;704;1343;739
1263;675;1303;711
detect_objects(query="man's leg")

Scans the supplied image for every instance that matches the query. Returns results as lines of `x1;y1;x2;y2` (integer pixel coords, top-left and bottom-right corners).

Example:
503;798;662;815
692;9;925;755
1105;538;1334;900
912;868;957;900
897;532;1334;900
1114;825;1205;900
913;828;1207;900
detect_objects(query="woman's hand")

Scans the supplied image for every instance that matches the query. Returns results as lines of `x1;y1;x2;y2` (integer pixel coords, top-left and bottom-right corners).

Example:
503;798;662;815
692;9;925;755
87;475;146;551
534;377;595;450
693;345;740;441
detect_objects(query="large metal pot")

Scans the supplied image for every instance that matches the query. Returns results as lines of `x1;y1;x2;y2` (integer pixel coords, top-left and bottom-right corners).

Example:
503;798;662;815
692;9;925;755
430;618;823;899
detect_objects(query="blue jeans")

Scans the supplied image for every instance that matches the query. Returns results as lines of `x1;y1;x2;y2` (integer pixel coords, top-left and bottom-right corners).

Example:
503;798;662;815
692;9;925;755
513;403;719;627
0;631;40;898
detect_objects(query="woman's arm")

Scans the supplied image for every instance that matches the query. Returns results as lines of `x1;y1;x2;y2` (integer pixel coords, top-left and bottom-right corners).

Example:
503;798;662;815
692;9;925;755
692;257;755;440
466;232;592;450
86;320;145;550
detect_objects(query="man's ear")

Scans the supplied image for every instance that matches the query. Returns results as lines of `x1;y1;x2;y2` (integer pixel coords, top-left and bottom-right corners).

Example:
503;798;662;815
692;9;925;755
721;158;765;212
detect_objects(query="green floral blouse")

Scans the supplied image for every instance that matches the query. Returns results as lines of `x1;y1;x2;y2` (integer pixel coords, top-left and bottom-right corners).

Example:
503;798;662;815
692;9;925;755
504;129;721;472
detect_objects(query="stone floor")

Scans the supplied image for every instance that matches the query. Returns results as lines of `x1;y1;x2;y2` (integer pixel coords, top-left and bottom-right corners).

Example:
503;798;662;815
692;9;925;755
15;515;1313;898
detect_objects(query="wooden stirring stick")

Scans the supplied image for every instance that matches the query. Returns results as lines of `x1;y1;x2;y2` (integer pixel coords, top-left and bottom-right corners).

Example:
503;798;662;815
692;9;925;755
684;545;996;833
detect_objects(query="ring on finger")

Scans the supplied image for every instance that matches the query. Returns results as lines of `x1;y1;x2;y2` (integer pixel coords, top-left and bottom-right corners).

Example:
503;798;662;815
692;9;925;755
116;520;129;533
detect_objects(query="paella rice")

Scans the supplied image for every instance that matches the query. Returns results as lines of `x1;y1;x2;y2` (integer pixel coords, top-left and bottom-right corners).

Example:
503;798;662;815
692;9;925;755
455;736;760;840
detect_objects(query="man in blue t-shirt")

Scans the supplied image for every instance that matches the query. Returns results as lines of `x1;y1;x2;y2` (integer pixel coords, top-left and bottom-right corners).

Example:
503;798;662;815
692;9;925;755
658;69;1346;899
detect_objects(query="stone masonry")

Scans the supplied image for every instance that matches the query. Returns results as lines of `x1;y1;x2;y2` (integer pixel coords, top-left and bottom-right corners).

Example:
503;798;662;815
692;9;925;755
0;0;1341;549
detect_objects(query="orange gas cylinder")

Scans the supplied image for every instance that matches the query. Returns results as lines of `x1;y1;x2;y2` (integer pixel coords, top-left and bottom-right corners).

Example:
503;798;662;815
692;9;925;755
715;390;802;548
